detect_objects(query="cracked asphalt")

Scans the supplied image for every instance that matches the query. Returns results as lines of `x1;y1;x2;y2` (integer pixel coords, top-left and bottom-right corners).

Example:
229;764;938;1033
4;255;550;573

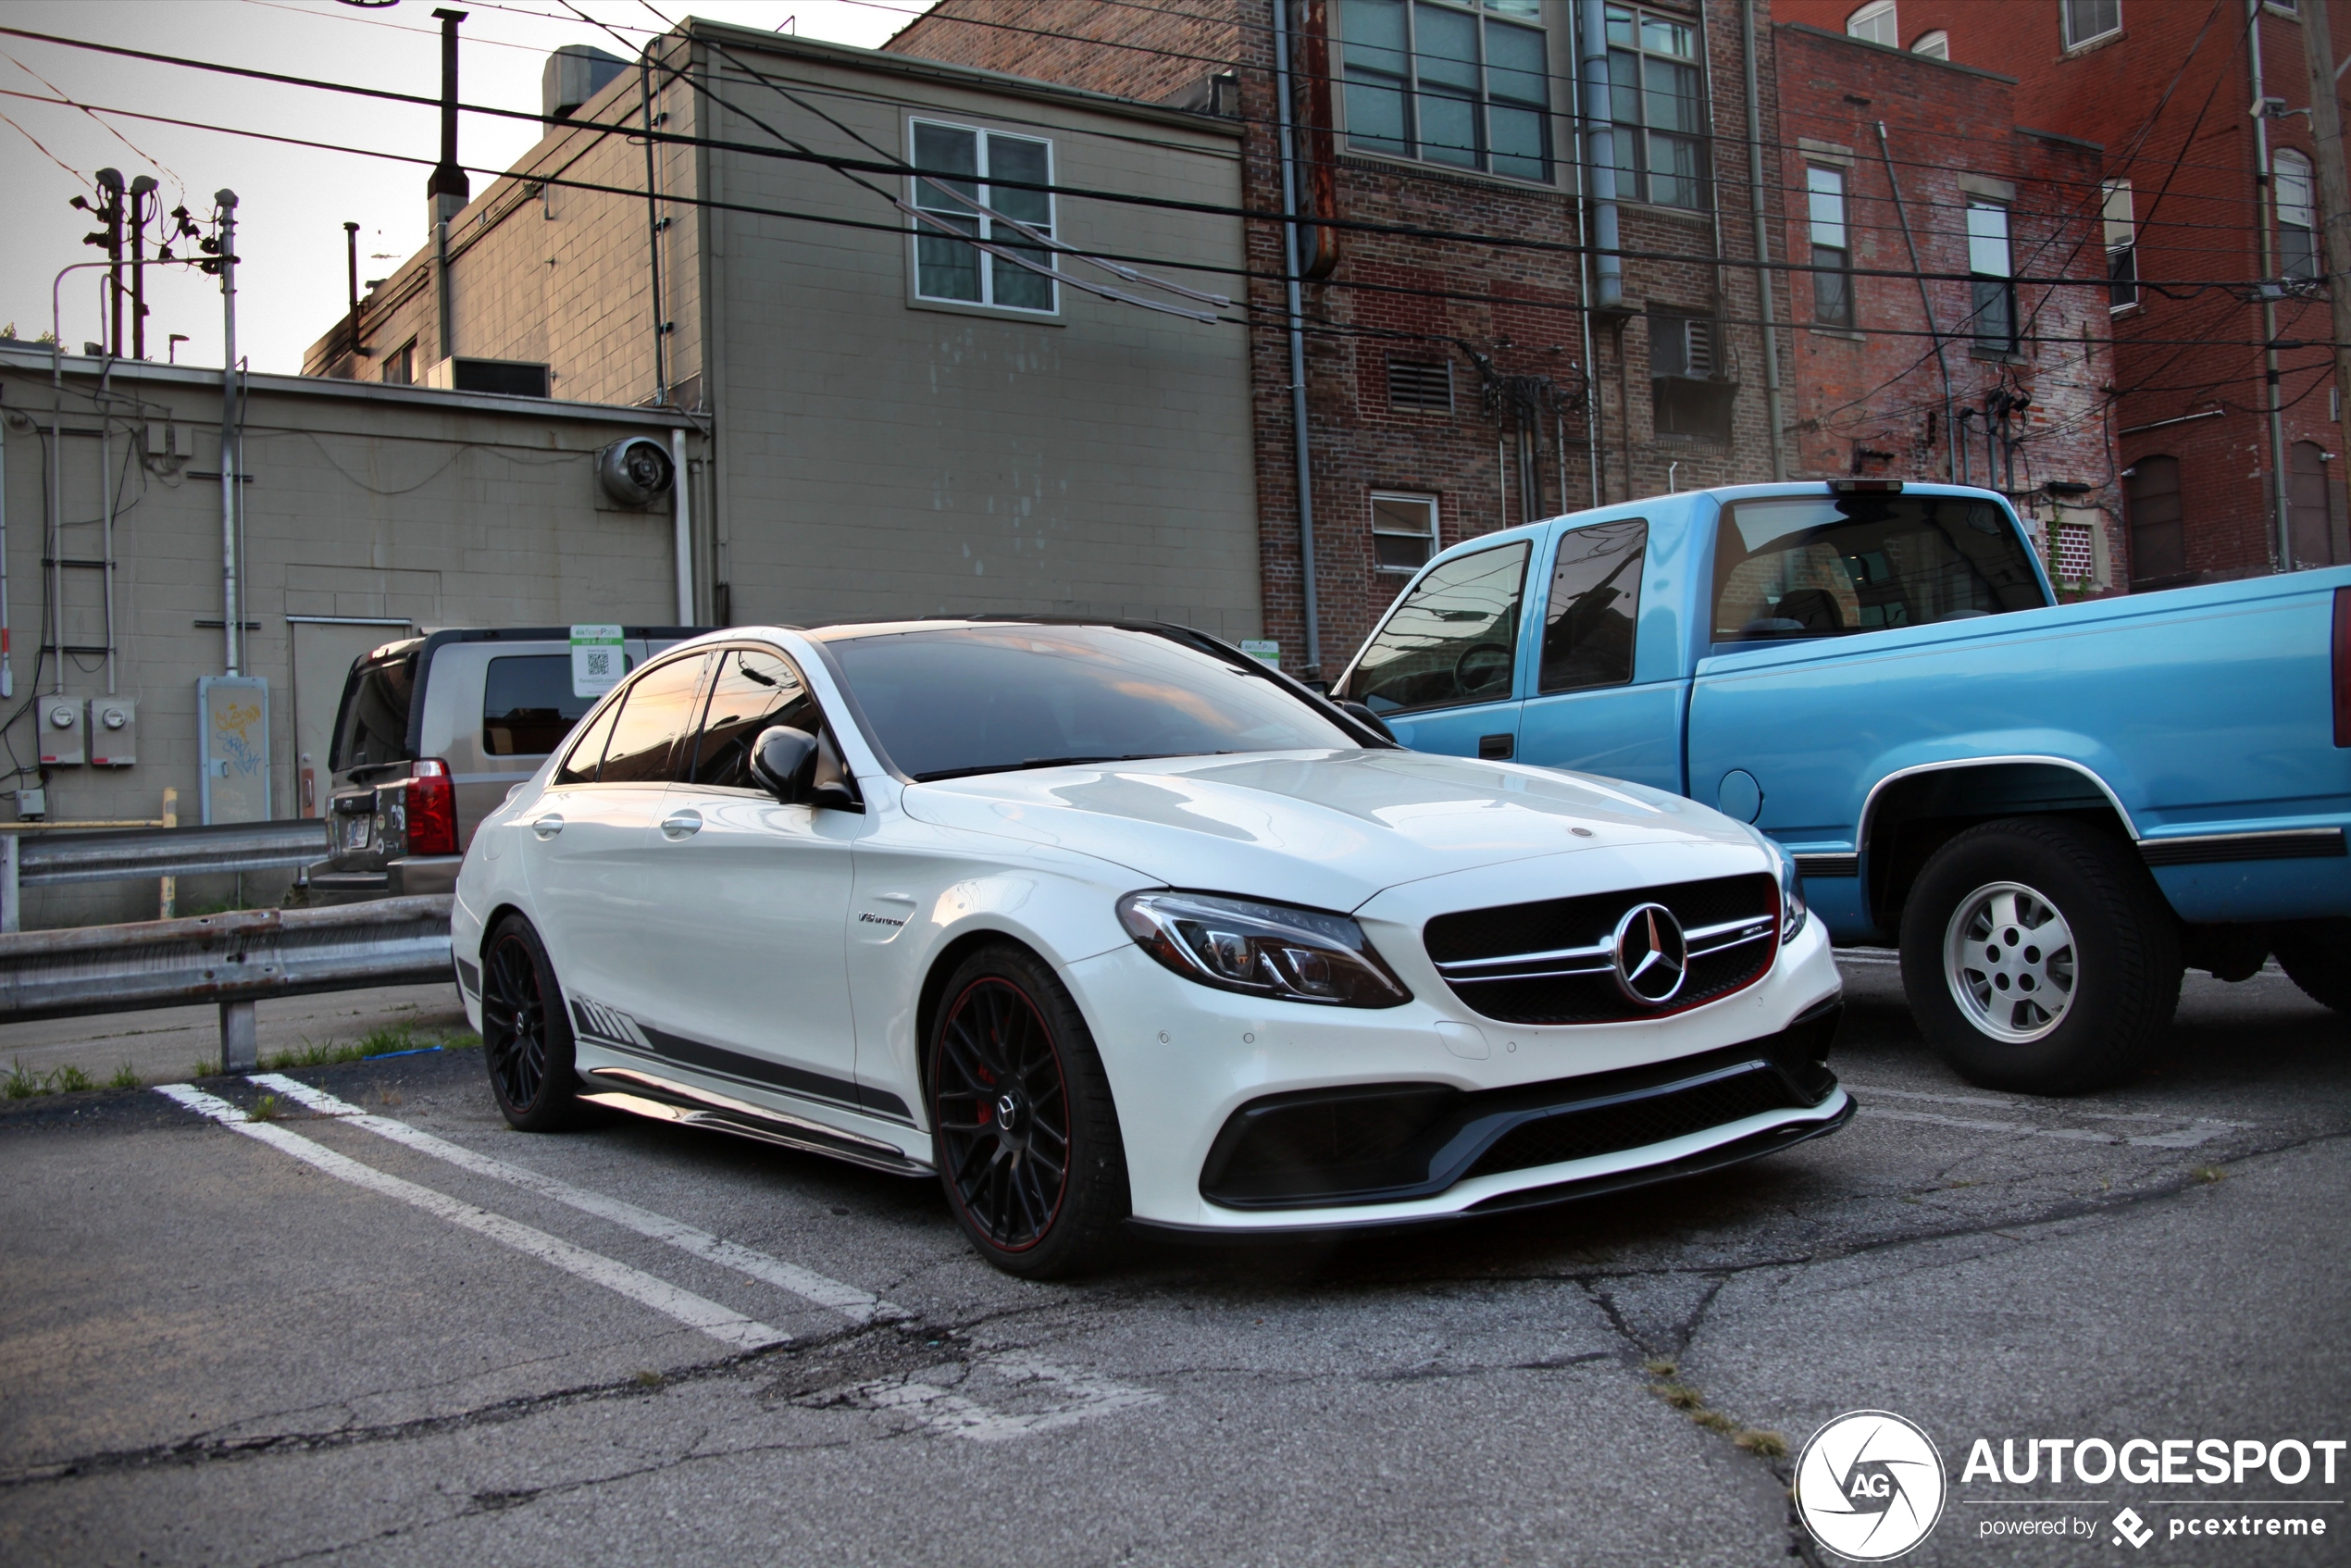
0;953;2344;1567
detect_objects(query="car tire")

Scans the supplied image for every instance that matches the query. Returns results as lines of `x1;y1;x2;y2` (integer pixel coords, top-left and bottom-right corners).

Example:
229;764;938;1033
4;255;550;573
1899;816;2182;1095
927;943;1129;1278
481;914;586;1131
2270;919;2351;1014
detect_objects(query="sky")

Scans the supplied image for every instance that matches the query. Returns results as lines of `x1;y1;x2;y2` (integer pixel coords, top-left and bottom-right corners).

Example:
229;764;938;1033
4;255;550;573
0;0;938;373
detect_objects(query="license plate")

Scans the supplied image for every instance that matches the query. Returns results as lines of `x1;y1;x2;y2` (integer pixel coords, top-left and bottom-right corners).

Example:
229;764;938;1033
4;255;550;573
339;814;372;851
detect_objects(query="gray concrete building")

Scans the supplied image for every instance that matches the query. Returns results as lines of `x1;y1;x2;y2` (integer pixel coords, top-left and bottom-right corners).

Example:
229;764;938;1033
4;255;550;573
0;343;698;923
306;20;1261;641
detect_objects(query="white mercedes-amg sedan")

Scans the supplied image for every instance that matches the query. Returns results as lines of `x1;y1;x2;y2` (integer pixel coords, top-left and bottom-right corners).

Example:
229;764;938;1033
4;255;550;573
452;620;1849;1276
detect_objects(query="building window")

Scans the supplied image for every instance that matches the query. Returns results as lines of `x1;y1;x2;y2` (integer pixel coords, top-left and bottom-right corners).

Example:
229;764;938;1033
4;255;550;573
1809;167;1854;327
2276;148;2319;280
1606;5;1707;209
1651;312;1735;442
1967;200;2015;352
1371;492;1440;572
1910;29;1949;58
381;339;416;385
1387;357;1455;410
1338;0;1551;182
2061;0;2121;49
1846;0;1898;46
909;119;1056;314
2103;179;2137;307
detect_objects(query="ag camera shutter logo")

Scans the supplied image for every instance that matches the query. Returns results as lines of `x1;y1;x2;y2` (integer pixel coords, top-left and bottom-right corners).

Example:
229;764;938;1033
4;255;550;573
1794;1410;1947;1561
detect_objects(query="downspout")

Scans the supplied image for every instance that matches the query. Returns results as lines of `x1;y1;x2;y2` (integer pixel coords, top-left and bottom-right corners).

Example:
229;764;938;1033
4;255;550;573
1741;0;1787;479
671;428;693;623
2249;1;2295;569
1273;0;1321;670
1578;0;1623;309
1875;121;1956;480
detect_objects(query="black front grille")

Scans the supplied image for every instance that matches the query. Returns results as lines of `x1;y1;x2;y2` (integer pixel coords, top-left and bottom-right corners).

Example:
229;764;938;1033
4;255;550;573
1463;1065;1801;1180
1424;872;1778;1025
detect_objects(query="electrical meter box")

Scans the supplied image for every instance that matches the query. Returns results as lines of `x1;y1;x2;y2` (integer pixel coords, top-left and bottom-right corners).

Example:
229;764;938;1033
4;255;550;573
39;696;84;765
88;698;136;766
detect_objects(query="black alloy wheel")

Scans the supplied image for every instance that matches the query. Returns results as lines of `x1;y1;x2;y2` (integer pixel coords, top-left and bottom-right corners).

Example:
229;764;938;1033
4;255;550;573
927;944;1128;1277
482;914;584;1131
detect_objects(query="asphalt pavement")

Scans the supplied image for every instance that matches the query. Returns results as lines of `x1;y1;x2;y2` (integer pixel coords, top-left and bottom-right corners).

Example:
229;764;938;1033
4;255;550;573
0;954;2342;1567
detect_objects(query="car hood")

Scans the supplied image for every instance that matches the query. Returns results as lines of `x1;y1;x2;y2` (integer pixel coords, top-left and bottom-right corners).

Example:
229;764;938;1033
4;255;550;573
893;748;1762;911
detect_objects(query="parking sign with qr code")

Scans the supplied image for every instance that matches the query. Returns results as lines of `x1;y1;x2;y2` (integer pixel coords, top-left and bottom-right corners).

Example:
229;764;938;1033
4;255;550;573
570;625;625;700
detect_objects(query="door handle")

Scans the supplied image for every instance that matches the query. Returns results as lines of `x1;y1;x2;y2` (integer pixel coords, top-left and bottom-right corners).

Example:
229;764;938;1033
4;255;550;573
531;814;564;840
1478;733;1514;761
660;809;703;840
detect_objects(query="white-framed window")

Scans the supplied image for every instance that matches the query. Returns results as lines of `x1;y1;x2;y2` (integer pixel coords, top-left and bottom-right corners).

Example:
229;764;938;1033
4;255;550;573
1847;0;1898;46
2275;148;2319;280
1370;492;1440;573
1809;166;1853;327
2103;178;2137;308
908;118;1057;314
2060;0;2121;49
1337;0;1551;182
1606;5;1708;209
1967;200;2015;351
1910;29;1949;58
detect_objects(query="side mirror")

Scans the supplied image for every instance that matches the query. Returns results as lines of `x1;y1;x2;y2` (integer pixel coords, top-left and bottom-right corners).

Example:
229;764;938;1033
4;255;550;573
1337;700;1396;743
748;726;818;800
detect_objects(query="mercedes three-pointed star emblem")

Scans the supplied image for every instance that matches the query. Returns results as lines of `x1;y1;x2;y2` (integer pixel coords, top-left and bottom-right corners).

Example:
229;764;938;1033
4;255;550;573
1611;902;1688;1005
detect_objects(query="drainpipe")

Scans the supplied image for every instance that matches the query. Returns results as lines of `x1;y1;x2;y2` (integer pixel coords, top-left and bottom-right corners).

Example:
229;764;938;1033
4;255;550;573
2249;1;2295;570
1579;0;1623;310
1740;0;1786;479
1876;122;1956;481
671;428;693;623
1273;0;1322;671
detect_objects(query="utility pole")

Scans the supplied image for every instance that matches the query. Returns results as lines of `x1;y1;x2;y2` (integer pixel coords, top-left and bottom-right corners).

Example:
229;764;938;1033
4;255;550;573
2250;3;2295;571
129;175;157;357
95;168;125;355
429;9;470;367
344;220;363;373
211;191;241;677
2300;0;2351;521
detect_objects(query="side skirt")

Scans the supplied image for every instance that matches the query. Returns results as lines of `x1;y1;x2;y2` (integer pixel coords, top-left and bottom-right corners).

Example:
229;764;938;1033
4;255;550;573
581;1066;935;1179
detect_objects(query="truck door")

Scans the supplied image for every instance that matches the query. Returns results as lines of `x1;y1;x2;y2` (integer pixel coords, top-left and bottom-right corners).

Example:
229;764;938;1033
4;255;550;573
1333;540;1530;762
1514;517;1685;791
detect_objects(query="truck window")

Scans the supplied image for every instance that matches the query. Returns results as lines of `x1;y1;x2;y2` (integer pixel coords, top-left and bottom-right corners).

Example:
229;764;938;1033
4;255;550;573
330;653;417;771
1711;494;2045;644
1339;541;1530;714
1540;519;1646;692
482;655;593;756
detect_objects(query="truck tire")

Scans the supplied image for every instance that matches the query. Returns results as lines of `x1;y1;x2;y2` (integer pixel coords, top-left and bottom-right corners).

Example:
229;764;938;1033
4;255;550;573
2270;919;2351;1014
1899;816;2182;1094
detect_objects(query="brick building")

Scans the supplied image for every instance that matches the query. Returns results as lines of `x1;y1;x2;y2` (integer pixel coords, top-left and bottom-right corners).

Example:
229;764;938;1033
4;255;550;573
1781;0;2349;583
887;0;1796;677
1773;22;2123;590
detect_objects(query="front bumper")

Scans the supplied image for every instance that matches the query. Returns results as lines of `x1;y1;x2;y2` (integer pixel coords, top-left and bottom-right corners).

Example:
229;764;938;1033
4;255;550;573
1064;902;1847;1231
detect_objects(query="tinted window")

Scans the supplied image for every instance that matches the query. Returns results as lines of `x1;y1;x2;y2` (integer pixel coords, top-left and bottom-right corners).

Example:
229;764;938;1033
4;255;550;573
595;654;709;784
330;652;417;771
686;648;822;789
1711;495;2045;644
829;626;1355;782
552;700;621;787
482;655;593;756
1540;519;1645;693
1339;541;1530;714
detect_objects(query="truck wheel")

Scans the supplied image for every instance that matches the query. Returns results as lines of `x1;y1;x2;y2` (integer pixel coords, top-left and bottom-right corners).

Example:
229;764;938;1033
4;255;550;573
1899;817;2181;1094
2270;919;2351;1014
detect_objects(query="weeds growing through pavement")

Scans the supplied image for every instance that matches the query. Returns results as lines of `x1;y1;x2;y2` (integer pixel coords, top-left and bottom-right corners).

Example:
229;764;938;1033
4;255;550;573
247;1093;285;1123
1735;1430;1789;1458
5;1060;99;1098
2190;1164;2226;1184
107;1062;142;1090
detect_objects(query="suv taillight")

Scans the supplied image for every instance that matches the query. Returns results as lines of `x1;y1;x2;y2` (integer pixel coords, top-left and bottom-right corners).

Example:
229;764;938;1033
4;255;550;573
2336;589;2351;748
408;759;458;855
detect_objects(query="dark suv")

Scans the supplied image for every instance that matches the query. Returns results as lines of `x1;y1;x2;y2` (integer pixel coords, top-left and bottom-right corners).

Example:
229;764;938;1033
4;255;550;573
310;627;707;900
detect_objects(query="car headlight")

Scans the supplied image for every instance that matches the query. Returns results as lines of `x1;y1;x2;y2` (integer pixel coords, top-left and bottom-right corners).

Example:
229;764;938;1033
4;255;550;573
1116;891;1412;1008
1772;842;1808;942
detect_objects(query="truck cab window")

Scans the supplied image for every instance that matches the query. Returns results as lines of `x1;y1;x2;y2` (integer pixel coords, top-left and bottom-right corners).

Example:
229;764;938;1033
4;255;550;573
1540;519;1646;692
1340;541;1530;713
1711;494;2045;645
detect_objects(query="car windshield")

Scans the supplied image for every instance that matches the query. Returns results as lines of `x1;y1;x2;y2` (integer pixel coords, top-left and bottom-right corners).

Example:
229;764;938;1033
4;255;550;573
827;625;1358;781
1710;493;2046;644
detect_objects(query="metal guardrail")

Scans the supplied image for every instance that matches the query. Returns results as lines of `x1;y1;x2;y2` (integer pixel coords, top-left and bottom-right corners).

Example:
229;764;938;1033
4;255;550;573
0;895;454;1070
0;817;330;933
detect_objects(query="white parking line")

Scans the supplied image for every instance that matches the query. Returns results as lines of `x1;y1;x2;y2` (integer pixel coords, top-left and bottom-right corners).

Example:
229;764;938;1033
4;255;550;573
155;1084;786;1352
248;1074;907;1326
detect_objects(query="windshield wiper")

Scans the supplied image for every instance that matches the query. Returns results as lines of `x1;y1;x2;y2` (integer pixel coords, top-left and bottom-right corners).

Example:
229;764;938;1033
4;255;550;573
911;753;1180;783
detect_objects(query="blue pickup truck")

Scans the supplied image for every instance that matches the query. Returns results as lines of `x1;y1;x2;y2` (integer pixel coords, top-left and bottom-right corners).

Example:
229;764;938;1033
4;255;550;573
1330;480;2351;1093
